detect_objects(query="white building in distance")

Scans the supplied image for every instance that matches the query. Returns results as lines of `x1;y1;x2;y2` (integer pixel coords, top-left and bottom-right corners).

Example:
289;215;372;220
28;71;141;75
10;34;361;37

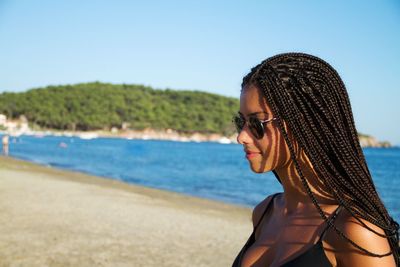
0;114;6;126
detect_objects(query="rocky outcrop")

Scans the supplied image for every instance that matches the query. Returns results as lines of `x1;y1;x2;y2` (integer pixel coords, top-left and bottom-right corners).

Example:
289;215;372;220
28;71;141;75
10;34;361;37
358;134;392;148
102;128;238;144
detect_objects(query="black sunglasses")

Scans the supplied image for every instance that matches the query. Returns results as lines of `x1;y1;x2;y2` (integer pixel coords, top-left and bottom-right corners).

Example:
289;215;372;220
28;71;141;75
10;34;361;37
232;113;277;139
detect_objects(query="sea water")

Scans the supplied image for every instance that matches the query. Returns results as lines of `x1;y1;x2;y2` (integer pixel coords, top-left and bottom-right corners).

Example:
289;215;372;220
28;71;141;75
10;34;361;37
4;135;400;222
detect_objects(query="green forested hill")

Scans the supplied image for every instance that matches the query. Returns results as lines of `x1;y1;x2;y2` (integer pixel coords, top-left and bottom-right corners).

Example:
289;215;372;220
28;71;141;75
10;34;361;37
0;82;239;134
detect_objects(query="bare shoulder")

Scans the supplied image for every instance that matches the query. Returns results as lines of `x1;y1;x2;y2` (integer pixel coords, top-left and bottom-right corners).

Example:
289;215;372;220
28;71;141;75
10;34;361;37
252;193;278;228
330;208;396;266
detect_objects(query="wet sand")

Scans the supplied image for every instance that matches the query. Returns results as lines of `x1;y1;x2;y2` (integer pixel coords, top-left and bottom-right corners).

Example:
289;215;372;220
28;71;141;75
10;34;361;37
0;156;252;267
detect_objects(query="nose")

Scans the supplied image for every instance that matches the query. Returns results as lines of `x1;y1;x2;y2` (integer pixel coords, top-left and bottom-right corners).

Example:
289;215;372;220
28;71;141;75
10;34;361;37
236;125;254;145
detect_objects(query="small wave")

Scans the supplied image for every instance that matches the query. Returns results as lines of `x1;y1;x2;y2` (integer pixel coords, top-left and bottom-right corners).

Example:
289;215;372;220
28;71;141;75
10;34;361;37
48;162;74;169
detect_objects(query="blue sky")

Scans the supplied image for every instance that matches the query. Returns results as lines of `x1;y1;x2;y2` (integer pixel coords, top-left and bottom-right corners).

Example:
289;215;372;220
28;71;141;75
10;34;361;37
0;1;399;144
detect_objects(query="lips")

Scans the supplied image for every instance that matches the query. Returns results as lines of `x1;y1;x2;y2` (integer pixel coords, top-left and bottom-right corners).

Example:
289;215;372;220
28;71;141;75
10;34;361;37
244;149;260;154
244;149;261;159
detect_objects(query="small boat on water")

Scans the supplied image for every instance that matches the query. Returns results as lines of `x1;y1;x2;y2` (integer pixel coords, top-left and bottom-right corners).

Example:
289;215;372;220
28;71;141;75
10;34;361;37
78;132;98;140
217;137;231;144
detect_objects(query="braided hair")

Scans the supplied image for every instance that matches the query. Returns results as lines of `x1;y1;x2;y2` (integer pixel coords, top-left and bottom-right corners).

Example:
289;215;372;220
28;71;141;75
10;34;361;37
242;52;399;264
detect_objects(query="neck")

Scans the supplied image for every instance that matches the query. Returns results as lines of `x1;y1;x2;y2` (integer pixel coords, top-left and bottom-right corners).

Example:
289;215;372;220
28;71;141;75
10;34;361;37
274;149;337;214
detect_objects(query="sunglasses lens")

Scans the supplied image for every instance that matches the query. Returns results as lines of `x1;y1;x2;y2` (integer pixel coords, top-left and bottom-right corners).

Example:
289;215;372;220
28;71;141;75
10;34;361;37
249;117;264;139
233;115;266;139
233;115;244;133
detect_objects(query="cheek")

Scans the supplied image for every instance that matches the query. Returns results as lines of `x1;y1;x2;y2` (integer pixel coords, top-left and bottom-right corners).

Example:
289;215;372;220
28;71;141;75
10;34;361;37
258;126;291;170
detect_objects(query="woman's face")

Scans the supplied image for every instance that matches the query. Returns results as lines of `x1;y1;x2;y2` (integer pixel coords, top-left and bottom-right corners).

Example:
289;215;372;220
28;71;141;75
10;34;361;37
237;84;293;173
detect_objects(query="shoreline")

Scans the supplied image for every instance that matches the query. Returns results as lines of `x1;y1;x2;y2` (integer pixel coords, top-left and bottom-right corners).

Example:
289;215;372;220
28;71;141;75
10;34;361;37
0;156;252;266
1;155;251;212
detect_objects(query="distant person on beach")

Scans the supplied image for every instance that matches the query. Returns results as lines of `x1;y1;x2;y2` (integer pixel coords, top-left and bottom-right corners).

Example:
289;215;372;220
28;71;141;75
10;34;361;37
2;135;9;156
232;53;399;266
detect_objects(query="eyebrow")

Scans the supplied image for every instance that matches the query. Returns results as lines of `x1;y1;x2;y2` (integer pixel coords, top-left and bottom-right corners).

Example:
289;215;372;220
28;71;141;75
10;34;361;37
238;111;269;117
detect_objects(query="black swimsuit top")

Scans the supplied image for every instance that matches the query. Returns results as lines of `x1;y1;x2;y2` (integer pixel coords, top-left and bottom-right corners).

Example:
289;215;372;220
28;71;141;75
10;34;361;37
232;193;343;267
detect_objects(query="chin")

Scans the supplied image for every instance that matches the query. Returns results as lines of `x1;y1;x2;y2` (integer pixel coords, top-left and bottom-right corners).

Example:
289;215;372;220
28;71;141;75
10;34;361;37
249;163;269;173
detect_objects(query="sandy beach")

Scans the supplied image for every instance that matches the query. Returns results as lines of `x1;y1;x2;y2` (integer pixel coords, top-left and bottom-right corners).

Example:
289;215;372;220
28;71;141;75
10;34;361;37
0;156;252;267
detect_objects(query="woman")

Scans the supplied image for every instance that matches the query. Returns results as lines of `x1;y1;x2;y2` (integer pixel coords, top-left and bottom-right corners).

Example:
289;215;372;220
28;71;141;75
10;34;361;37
232;53;399;267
